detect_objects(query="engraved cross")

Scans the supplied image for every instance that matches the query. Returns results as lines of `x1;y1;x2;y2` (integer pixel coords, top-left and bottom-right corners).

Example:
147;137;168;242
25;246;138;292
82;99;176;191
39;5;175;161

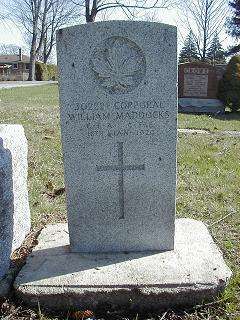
96;142;145;219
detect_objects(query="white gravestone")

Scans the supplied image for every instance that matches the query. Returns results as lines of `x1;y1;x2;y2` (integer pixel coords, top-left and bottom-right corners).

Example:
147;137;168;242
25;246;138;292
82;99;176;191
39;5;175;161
0;125;31;279
57;21;177;253
14;22;231;310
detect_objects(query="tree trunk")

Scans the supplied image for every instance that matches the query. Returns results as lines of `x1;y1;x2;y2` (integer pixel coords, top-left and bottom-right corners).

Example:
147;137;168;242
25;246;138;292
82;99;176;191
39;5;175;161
43;55;48;64
86;13;96;22
202;0;209;61
85;0;90;22
43;37;48;64
28;2;40;82
85;0;97;22
28;55;36;80
28;35;37;81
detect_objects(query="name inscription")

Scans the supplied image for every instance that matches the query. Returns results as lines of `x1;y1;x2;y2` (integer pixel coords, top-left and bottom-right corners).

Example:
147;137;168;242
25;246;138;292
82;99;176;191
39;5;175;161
70;100;161;112
64;100;170;139
184;67;209;75
67;110;168;123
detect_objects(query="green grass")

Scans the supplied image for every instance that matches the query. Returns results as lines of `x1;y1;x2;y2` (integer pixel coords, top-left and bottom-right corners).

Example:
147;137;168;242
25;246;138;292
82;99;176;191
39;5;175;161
178;112;240;132
0;84;239;319
0;84;65;226
177;134;240;319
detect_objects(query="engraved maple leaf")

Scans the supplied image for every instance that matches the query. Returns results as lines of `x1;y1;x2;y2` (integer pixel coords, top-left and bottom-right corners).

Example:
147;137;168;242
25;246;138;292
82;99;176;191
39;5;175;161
91;41;143;92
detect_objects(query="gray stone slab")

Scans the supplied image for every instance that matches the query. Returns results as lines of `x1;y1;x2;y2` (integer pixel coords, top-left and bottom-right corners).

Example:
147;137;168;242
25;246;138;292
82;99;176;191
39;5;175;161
0;125;31;279
178;98;225;114
57;21;178;253
14;219;232;311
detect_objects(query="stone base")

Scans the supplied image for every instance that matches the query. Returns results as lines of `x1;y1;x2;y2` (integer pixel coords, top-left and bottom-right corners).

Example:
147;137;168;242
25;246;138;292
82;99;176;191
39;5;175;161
178;98;225;114
14;219;231;311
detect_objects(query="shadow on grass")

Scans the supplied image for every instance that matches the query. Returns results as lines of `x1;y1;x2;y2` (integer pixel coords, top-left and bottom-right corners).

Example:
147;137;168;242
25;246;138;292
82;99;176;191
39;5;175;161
178;110;240;122
210;111;240;121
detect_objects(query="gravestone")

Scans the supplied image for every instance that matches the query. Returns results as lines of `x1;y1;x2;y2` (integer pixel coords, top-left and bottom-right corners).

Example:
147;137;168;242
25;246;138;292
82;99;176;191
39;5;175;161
0;125;30;279
14;21;231;311
179;62;219;99
178;62;225;113
57;21;177;253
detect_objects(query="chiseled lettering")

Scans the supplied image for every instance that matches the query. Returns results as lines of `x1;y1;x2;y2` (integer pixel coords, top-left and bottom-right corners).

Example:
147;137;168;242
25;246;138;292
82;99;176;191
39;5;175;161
115;110;167;120
114;100;161;110
66;108;169;125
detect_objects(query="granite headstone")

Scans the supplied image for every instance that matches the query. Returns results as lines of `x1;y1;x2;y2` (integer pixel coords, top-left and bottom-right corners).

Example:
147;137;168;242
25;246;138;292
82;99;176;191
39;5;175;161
178;62;225;113
0;125;31;279
57;21;177;253
178;62;219;99
13;22;231;310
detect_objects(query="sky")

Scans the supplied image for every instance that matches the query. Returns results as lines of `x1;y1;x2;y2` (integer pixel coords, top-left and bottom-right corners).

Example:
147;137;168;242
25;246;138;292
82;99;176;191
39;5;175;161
0;1;234;57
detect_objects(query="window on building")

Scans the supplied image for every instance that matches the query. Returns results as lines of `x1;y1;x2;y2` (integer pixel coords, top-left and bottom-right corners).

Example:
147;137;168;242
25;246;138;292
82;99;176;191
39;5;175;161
25;63;30;70
12;63;18;69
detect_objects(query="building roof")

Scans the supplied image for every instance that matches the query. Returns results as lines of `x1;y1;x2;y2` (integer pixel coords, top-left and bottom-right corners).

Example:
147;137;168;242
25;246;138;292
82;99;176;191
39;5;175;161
0;54;30;64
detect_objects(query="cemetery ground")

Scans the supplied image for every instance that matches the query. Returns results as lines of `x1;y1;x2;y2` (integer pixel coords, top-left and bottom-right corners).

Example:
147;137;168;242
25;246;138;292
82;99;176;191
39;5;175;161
0;84;239;320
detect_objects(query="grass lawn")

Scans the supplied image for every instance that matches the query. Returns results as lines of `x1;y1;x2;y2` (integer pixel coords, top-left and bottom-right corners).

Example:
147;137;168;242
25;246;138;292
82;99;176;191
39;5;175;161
0;84;239;319
178;112;240;132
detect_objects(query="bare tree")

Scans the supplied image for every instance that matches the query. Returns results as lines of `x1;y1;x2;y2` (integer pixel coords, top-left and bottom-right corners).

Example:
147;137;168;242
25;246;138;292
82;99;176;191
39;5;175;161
9;0;177;79
0;43;20;54
72;0;178;23
179;0;229;61
0;13;6;21
10;0;51;80
41;0;78;63
10;0;77;79
0;0;8;20
0;0;11;24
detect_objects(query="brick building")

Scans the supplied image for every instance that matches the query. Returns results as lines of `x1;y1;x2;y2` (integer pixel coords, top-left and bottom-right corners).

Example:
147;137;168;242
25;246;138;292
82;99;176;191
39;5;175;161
0;49;30;81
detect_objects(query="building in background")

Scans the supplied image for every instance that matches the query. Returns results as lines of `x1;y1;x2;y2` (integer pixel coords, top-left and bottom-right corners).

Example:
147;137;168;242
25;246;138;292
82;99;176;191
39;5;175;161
0;49;30;81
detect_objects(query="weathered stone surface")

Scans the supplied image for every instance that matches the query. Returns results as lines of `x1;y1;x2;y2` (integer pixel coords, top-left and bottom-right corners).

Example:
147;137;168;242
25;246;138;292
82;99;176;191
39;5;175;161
0;125;30;279
14;219;232;311
57;21;178;253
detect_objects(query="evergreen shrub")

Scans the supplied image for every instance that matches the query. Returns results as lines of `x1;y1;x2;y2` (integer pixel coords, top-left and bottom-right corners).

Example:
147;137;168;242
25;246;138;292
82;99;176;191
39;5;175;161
218;56;240;111
35;62;58;81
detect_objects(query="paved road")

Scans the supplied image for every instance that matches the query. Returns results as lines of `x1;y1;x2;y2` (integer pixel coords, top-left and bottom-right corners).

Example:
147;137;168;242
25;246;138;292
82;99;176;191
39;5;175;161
0;81;57;89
